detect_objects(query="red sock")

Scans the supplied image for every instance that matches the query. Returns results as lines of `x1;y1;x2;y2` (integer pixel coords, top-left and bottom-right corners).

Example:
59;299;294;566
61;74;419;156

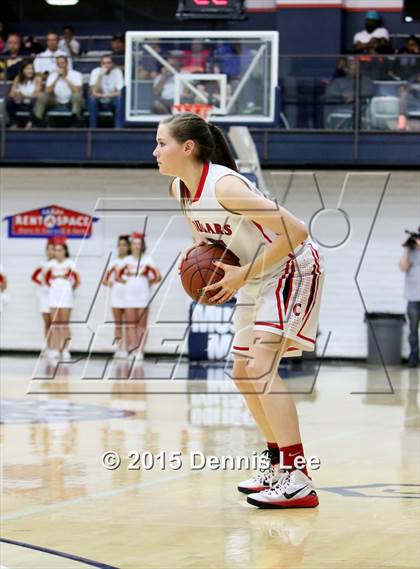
279;443;310;478
267;441;280;465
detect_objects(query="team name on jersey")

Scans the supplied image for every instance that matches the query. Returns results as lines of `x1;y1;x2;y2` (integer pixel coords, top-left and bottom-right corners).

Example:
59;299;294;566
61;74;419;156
192;220;232;236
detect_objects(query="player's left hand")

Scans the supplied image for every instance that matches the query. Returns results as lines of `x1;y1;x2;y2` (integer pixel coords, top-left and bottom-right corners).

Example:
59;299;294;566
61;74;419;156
202;261;247;304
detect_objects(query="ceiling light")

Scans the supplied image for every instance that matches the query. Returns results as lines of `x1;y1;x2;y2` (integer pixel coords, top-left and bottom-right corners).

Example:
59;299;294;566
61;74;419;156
45;0;79;6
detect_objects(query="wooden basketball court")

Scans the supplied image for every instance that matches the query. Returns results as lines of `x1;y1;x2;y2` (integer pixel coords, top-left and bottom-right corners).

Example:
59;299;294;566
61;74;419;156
1;355;419;569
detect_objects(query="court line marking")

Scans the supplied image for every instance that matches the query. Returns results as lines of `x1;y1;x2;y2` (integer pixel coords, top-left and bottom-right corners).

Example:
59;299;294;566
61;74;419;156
0;537;119;569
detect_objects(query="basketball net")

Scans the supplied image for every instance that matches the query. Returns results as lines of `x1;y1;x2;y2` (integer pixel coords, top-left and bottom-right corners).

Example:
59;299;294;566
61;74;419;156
172;103;213;122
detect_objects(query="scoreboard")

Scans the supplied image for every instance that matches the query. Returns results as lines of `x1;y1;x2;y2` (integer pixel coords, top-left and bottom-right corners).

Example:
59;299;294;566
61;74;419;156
176;0;245;20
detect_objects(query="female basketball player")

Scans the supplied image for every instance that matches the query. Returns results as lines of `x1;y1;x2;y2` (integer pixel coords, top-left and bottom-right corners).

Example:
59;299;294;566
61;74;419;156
102;235;131;358
45;237;80;361
31;238;56;357
154;113;325;509
116;233;161;362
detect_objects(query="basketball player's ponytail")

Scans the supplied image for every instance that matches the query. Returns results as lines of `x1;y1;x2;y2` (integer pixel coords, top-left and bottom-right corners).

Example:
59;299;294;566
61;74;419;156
161;112;238;171
207;123;238;172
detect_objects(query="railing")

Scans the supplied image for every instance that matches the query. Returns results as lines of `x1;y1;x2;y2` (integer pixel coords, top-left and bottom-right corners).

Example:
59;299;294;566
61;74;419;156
1;53;419;161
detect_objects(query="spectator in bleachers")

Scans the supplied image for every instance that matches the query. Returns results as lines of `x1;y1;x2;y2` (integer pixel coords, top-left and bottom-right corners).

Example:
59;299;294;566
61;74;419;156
34;32;68;77
182;40;210;73
7;60;41;128
152;54;182;114
325;58;374;103
138;40;167;80
397;71;420;130
0;22;6;53
22;35;43;57
212;42;253;80
390;36;420;81
59;25;80;58
111;34;125;56
324;57;374;127
353;11;390;54
88;55;124;128
3;33;24;81
34;56;83;126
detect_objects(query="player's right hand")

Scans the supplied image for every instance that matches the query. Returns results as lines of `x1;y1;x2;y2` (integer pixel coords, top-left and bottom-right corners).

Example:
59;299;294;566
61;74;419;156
178;242;205;274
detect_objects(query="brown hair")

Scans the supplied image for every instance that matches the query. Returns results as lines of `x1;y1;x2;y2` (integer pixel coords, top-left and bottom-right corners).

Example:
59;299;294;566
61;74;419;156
162;112;237;212
118;235;131;255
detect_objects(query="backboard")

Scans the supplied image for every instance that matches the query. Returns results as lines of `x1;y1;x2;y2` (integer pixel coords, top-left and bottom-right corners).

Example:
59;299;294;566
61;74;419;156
125;31;279;124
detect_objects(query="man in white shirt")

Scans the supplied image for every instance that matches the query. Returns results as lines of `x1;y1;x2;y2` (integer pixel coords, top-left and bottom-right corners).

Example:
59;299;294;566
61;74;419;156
353;11;390;53
34;56;83;125
88;55;125;127
34;32;70;76
152;54;181;114
58;26;80;58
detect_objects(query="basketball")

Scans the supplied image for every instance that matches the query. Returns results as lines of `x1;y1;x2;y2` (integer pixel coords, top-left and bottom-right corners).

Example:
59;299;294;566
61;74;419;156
180;242;240;304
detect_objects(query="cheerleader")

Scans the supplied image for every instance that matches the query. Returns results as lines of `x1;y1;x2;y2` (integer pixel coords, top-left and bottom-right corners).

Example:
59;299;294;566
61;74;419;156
45;237;80;361
102;235;131;358
31;237;56;356
116;232;161;361
0;265;8;315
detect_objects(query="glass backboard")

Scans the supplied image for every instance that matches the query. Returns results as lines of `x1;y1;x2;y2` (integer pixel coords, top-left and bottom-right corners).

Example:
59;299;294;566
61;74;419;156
125;31;279;123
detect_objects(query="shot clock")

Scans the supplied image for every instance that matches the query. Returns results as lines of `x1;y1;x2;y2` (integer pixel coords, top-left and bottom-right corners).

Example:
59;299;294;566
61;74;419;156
176;0;245;20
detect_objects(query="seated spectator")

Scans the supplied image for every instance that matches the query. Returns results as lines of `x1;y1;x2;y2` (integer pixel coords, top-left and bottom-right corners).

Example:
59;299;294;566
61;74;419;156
34;55;83;126
111;34;125;67
0;21;6;53
88;55;124;128
3;33;24;81
212;42;253;80
7;60;42;128
325;58;374;103
353;11;390;54
152;54;182;114
182;40;210;73
22;35;43;57
397;71;420;130
390;36;420;81
58;25;80;58
324;57;374;126
111;34;125;56
138;40;168;80
34;32;69;77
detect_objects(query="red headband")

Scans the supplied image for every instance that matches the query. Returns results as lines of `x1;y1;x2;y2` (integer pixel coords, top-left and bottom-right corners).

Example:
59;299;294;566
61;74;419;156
52;236;67;245
130;232;145;241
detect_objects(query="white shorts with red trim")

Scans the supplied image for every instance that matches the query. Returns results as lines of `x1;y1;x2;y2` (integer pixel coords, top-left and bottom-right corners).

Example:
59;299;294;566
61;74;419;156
232;240;325;358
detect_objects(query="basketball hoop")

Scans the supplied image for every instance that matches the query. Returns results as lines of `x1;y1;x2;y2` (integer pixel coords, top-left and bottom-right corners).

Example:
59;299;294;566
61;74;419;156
172;103;213;122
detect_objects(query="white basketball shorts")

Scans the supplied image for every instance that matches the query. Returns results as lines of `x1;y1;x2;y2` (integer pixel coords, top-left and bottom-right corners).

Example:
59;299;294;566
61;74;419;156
232;240;325;358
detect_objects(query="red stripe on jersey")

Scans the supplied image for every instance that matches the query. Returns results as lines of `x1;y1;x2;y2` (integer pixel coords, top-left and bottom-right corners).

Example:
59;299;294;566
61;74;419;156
192;161;209;203
274;260;292;330
45;269;53;286
255;321;284;330
31;267;43;285
283;259;295;315
233;346;249;351
296;244;321;344
252;221;273;243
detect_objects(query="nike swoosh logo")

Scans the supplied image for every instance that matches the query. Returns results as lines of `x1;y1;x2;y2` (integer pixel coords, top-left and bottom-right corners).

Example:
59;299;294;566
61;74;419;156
283;485;308;499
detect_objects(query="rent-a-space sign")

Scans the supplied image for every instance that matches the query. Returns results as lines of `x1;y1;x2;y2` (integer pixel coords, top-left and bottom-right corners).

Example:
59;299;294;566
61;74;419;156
4;205;99;238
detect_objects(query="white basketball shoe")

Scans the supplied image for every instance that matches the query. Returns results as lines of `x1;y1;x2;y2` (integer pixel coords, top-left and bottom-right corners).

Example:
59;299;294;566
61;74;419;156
237;450;281;494
61;350;71;361
247;469;319;509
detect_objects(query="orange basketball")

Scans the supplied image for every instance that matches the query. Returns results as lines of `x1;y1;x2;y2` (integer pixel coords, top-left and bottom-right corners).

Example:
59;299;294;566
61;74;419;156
180;242;240;305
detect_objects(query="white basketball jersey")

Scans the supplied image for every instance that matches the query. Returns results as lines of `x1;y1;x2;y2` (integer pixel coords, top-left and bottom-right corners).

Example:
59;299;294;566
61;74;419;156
175;162;306;278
